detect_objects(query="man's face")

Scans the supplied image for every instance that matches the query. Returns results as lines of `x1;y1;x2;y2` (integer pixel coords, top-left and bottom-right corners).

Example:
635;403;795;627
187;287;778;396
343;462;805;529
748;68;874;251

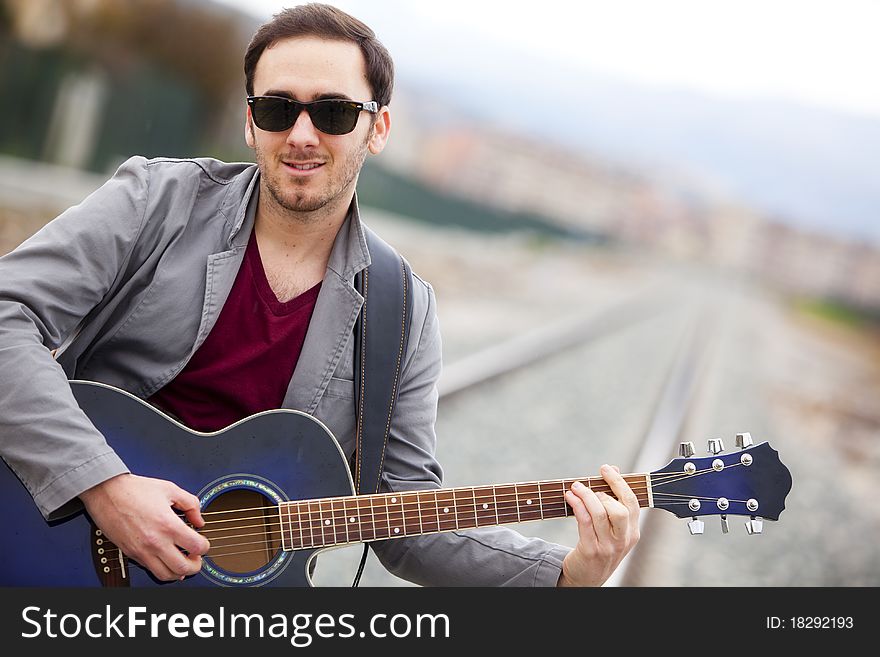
246;36;389;218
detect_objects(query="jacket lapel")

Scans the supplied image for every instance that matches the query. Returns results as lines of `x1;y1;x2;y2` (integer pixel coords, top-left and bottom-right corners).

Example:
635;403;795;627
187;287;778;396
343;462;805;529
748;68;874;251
191;169;259;355
282;199;370;414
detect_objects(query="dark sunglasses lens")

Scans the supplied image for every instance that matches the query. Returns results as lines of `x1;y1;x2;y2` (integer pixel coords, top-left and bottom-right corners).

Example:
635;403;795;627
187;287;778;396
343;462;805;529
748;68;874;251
251;97;297;132
310;101;360;135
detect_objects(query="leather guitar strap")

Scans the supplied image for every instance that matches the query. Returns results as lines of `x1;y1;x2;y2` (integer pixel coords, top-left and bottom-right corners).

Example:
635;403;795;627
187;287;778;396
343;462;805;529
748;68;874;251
351;227;413;586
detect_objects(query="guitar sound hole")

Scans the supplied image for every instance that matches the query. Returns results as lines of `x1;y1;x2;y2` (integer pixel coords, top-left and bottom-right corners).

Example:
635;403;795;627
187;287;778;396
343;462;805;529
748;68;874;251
202;489;281;574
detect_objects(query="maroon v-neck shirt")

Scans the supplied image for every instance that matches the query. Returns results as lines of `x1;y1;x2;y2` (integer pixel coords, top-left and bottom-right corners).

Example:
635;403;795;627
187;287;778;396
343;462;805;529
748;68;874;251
149;231;321;432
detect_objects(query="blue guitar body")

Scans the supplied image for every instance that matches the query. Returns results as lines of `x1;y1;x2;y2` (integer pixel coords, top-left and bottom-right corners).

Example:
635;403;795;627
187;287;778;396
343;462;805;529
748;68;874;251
1;380;356;587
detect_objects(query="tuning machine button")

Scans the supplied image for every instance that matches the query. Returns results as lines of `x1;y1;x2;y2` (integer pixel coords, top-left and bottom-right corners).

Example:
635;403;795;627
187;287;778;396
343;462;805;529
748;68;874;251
720;515;729;534
707;438;724;454
745;516;764;535
679;442;695;458
688;518;704;535
736;432;754;449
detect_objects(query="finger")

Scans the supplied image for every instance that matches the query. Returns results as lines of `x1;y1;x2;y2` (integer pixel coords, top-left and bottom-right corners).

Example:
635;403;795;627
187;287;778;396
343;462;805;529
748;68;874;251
596;492;631;541
571;480;613;543
564;488;599;551
157;545;203;578
601;464;640;516
169;486;205;528
167;486;210;555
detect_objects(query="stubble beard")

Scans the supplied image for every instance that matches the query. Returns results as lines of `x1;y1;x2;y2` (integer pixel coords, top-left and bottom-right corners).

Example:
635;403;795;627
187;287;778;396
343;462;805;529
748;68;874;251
254;124;372;222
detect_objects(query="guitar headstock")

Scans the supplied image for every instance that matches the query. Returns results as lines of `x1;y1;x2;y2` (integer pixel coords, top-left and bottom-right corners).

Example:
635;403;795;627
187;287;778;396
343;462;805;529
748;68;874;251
649;435;792;534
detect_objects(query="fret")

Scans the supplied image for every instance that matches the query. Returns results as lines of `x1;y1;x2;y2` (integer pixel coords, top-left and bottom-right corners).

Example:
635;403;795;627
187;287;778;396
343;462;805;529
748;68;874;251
331;498;348;546
319;499;336;546
368;494;377;542
453;488;476;529
305;500;322;547
557;480;572;518
494;484;518;526
435;489;457;532
628;475;649;507
281;502;289;550
343;497;354;544
386;494;404;538
356;496;373;542
293;501;305;549
538;482;565;519
420;490;440;534
317;500;328;546
371;494;390;540
474;486;496;527
537;482;544;519
401;492;421;536
515;483;542;522
280;503;291;551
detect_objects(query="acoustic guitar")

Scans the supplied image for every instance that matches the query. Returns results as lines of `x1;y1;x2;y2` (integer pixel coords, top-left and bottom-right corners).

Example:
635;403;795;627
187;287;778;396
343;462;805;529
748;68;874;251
0;380;792;586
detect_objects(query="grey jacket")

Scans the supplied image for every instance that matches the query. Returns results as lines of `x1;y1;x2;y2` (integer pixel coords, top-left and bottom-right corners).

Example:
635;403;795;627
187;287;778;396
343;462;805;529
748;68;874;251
0;156;569;586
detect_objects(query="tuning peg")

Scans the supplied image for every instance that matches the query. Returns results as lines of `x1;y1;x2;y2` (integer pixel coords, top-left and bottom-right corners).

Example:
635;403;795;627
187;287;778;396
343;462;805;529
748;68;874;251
687;518;704;535
745;516;763;535
679;441;695;458
720;515;729;534
736;432;754;449
707;438;724;454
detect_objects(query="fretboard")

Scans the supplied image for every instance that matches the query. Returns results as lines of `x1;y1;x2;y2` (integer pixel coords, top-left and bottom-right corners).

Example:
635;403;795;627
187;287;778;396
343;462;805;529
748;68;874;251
275;475;650;551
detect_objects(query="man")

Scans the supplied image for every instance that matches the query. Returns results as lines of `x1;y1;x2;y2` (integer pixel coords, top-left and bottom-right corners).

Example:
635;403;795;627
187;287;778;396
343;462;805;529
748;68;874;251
0;3;639;586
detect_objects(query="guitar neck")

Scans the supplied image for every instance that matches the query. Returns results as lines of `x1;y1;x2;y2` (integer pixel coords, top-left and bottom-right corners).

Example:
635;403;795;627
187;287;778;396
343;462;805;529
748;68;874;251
276;474;651;550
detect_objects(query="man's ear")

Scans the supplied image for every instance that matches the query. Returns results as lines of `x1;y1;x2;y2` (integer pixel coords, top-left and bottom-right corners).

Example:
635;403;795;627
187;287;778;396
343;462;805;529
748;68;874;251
368;107;391;155
245;107;256;149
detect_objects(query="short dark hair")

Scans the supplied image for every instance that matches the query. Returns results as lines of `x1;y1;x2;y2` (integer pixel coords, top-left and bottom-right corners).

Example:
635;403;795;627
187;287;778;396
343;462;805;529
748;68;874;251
244;3;394;107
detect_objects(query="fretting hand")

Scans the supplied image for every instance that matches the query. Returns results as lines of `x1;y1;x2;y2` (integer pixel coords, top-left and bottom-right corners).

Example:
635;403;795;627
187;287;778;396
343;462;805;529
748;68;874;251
558;464;641;587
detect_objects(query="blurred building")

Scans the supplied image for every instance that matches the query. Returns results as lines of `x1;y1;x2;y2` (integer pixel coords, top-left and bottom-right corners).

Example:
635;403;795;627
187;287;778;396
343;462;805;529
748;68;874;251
0;0;254;173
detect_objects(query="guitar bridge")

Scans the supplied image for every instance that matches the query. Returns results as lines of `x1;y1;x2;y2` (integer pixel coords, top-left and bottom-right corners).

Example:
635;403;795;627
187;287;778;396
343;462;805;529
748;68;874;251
89;520;130;587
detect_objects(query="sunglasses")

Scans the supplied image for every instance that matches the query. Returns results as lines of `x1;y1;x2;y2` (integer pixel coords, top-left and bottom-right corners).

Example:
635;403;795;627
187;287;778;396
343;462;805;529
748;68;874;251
247;95;379;135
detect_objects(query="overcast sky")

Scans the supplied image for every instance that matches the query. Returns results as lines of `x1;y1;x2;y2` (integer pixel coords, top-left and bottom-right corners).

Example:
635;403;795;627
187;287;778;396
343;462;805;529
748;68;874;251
216;0;880;120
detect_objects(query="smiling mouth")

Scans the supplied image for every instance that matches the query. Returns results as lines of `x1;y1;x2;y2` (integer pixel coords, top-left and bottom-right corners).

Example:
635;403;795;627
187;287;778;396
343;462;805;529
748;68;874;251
283;161;325;173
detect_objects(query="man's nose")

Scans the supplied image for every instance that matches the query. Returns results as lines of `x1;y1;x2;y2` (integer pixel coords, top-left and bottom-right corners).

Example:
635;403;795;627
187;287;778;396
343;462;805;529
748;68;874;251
286;108;321;148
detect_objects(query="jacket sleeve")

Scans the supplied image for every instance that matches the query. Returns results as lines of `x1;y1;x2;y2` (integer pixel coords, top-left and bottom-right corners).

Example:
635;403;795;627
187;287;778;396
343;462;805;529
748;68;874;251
369;274;571;586
0;157;151;519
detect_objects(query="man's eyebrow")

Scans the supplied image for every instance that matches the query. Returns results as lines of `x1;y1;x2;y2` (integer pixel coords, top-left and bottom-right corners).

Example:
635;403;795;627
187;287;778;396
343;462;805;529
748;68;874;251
262;89;354;101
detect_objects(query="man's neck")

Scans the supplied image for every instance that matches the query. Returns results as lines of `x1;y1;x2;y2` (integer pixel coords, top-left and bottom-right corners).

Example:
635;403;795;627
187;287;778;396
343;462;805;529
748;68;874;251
252;185;353;302
254;186;352;266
